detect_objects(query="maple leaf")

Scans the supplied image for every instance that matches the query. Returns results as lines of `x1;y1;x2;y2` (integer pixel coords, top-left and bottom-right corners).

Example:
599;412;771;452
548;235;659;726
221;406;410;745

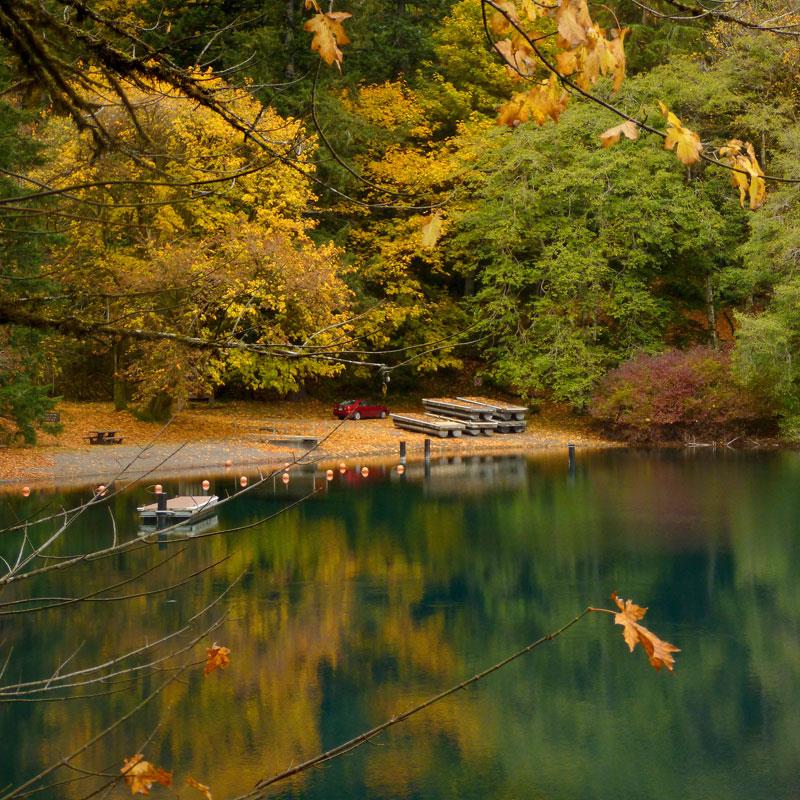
611;592;680;672
494;38;536;77
718;139;766;210
204;643;231;675
555;0;593;49
556;48;579;76
607;27;628;91
497;76;568;127
303;0;321;10
121;754;172;796
490;1;519;35
187;776;214;800
304;12;352;70
600;120;639;148
659;101;703;166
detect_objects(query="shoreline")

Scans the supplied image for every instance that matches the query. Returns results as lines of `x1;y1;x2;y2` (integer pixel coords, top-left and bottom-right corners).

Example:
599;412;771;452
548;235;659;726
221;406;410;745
0;400;614;491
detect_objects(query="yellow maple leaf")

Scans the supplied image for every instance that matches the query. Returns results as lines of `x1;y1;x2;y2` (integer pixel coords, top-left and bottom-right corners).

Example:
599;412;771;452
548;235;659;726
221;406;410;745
658;101;703;165
611;592;680;672
600;119;639;148
718;139;766;210
497;76;568;127
555;0;593;49
494;37;536;77
490;0;519;35
121;754;172;796
204;642;231;675
304;12;352;70
607;27;628;91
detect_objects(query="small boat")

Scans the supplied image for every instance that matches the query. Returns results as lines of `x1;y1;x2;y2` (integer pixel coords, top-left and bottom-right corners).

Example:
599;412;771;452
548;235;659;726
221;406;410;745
137;495;219;524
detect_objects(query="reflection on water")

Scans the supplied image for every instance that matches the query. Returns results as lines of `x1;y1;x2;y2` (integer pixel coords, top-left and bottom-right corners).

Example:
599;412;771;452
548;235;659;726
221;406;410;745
1;449;800;799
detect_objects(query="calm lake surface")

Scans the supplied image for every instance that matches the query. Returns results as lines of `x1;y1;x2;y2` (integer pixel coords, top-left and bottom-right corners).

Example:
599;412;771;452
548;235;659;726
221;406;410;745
1;449;799;799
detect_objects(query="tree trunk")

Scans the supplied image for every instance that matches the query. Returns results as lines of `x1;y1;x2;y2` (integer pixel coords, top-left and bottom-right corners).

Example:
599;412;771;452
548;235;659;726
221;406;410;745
113;336;128;410
705;273;718;349
284;0;296;80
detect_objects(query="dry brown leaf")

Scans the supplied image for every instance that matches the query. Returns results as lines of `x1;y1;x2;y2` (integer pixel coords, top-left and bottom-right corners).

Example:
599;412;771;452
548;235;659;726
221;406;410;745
304;11;352;69
121;754;172;796
659;101;702;166
600;119;639;148
204;643;231;675
611;592;680;672
187;776;213;800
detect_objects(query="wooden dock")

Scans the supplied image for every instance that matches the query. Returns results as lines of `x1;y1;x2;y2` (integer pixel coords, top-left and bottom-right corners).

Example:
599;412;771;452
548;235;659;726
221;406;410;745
421;397;496;421
137;495;219;523
391;413;464;438
456;396;528;421
424;413;497;436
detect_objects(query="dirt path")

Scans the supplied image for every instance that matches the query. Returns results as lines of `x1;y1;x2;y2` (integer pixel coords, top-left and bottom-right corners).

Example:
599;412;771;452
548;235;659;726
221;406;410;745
0;400;612;488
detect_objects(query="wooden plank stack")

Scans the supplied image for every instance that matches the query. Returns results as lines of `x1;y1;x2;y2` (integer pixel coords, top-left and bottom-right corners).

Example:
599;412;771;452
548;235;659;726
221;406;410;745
391;397;528;437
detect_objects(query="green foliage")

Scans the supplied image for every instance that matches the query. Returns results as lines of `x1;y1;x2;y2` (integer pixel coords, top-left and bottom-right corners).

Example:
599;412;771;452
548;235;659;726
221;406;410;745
450;98;745;406
733;278;800;434
0;328;60;444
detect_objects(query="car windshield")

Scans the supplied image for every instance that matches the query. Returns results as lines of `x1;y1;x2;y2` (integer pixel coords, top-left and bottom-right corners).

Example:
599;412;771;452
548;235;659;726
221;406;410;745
338;400;355;406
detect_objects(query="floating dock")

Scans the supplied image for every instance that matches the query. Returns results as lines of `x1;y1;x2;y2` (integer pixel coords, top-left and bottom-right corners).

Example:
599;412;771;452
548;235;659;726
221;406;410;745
421;398;496;421
137;495;219;524
456;396;528;421
391;413;464;438
424;413;497;436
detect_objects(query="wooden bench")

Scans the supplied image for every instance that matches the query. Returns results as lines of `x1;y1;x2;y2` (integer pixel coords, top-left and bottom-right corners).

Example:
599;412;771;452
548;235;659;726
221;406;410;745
85;430;124;445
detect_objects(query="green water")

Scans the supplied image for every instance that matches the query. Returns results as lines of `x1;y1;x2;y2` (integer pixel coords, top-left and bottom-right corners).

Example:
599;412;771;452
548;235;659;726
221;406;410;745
1;449;799;799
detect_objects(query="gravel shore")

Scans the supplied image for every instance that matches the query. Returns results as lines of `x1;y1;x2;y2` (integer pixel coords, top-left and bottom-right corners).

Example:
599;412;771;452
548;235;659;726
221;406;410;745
1;400;612;489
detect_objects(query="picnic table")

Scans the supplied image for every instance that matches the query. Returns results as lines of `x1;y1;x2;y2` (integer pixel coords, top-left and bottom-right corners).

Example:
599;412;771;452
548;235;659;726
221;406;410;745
85;430;124;445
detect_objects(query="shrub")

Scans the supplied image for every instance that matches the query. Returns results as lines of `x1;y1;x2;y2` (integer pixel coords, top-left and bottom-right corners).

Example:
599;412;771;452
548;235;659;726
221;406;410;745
590;346;773;444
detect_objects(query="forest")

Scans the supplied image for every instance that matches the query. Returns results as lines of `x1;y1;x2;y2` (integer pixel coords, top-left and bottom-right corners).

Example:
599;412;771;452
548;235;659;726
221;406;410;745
1;0;799;443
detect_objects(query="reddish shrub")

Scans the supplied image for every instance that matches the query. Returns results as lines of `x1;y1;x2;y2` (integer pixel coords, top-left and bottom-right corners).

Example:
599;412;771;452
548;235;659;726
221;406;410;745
590;347;773;444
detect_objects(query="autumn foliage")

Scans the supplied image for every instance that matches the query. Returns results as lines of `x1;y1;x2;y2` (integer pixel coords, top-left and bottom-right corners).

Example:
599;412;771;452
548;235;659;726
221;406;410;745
590;347;772;443
611;593;680;672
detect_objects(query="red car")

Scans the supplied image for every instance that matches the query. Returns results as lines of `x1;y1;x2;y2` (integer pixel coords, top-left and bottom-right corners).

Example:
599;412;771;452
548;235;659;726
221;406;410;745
333;399;390;420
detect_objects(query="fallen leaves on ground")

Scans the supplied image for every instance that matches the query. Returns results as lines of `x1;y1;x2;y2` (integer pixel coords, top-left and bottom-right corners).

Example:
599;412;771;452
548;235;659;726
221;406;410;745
611;592;680;671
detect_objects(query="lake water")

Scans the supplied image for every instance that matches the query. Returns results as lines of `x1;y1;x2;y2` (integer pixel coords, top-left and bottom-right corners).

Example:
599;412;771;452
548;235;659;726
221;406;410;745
1;449;799;799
